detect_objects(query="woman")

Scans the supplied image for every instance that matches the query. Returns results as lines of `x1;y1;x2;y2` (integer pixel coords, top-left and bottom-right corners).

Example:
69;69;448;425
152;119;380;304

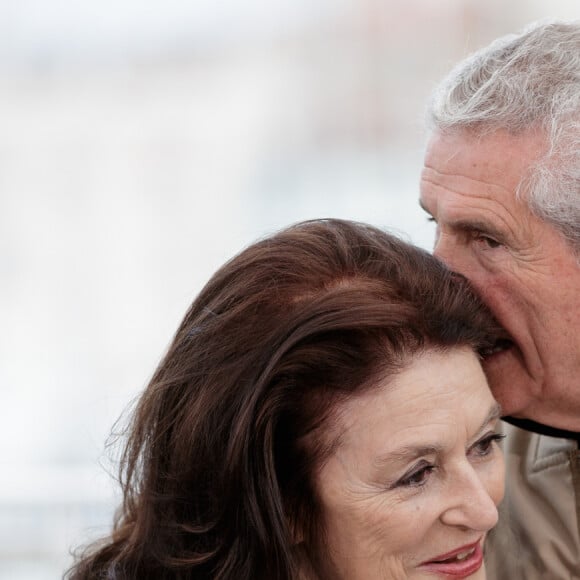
68;219;505;580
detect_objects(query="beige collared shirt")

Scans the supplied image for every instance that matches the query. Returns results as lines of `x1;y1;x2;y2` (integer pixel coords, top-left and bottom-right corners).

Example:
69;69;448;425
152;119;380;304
485;422;580;579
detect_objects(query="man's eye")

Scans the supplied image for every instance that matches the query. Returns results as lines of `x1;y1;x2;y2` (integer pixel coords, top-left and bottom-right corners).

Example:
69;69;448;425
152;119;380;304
475;234;502;249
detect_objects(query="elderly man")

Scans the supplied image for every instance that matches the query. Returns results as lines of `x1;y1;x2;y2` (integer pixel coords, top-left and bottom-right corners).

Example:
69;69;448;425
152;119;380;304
419;21;580;579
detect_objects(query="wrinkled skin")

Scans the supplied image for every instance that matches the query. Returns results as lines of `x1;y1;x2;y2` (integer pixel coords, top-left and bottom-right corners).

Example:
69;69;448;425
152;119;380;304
420;129;580;430
306;348;504;579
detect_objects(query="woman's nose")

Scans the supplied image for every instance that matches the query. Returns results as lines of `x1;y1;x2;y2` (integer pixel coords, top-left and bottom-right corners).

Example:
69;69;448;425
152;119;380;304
439;469;500;532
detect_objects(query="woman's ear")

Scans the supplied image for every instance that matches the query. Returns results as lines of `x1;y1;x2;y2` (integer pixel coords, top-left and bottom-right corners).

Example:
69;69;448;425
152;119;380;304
292;541;320;580
288;515;304;545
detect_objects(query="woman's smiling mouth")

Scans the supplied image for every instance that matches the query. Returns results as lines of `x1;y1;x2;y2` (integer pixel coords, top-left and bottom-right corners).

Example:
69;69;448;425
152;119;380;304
419;539;484;577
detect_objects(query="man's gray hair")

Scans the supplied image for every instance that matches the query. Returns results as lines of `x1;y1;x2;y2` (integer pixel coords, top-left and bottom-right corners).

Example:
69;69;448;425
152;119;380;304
427;20;580;249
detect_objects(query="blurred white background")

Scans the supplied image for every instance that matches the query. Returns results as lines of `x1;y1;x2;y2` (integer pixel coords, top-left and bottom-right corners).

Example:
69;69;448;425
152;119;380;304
1;1;578;578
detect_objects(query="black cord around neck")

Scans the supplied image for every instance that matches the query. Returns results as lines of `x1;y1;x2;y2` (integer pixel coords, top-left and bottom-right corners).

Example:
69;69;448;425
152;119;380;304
503;416;580;442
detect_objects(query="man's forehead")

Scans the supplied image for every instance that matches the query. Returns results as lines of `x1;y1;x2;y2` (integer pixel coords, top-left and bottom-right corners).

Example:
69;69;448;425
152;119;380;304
424;128;547;171
420;129;549;216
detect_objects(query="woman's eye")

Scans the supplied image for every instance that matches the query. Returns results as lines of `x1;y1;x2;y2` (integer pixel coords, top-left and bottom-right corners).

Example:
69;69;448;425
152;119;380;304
471;433;506;457
397;463;435;488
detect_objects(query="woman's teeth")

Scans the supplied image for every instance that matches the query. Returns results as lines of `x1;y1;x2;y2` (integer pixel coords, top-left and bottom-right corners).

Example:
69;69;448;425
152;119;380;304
437;547;475;563
455;548;475;561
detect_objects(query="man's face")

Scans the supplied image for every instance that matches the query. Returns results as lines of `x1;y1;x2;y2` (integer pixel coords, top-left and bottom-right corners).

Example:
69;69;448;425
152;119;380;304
419;129;580;430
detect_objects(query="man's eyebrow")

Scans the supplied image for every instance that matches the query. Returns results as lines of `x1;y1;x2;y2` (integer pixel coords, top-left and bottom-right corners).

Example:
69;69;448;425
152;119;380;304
418;199;431;214
418;200;508;243
372;402;503;468
447;218;508;243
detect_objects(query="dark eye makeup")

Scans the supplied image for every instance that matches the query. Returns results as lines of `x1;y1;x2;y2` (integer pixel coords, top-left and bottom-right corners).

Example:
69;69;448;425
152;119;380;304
470;432;506;457
392;432;505;490
395;461;436;489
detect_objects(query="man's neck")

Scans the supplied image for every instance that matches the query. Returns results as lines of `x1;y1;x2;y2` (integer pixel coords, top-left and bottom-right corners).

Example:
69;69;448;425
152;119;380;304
503;416;580;442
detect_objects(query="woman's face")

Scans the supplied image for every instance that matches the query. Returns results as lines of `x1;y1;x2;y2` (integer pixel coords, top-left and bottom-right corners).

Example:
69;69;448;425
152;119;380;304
312;347;505;580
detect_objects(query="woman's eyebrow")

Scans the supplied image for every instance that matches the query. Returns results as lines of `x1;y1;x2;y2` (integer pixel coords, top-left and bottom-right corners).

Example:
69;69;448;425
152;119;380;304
372;402;503;469
372;445;442;469
479;402;503;432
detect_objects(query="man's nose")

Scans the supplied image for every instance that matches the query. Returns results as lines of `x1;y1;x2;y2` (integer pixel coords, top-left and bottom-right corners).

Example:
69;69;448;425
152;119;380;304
433;228;472;277
433;231;463;275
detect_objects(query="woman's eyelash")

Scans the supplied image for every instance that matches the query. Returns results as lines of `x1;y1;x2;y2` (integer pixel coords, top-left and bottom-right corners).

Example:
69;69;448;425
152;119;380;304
392;433;504;490
395;462;436;489
471;433;506;456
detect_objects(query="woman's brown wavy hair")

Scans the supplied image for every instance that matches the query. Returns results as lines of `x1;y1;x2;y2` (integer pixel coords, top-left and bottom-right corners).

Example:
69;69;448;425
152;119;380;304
66;219;500;580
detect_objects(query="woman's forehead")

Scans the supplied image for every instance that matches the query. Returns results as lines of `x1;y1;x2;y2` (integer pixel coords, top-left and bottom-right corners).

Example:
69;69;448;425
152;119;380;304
327;348;495;454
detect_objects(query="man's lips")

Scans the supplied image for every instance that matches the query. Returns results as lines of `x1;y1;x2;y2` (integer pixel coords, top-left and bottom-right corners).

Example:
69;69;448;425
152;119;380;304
419;539;484;577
